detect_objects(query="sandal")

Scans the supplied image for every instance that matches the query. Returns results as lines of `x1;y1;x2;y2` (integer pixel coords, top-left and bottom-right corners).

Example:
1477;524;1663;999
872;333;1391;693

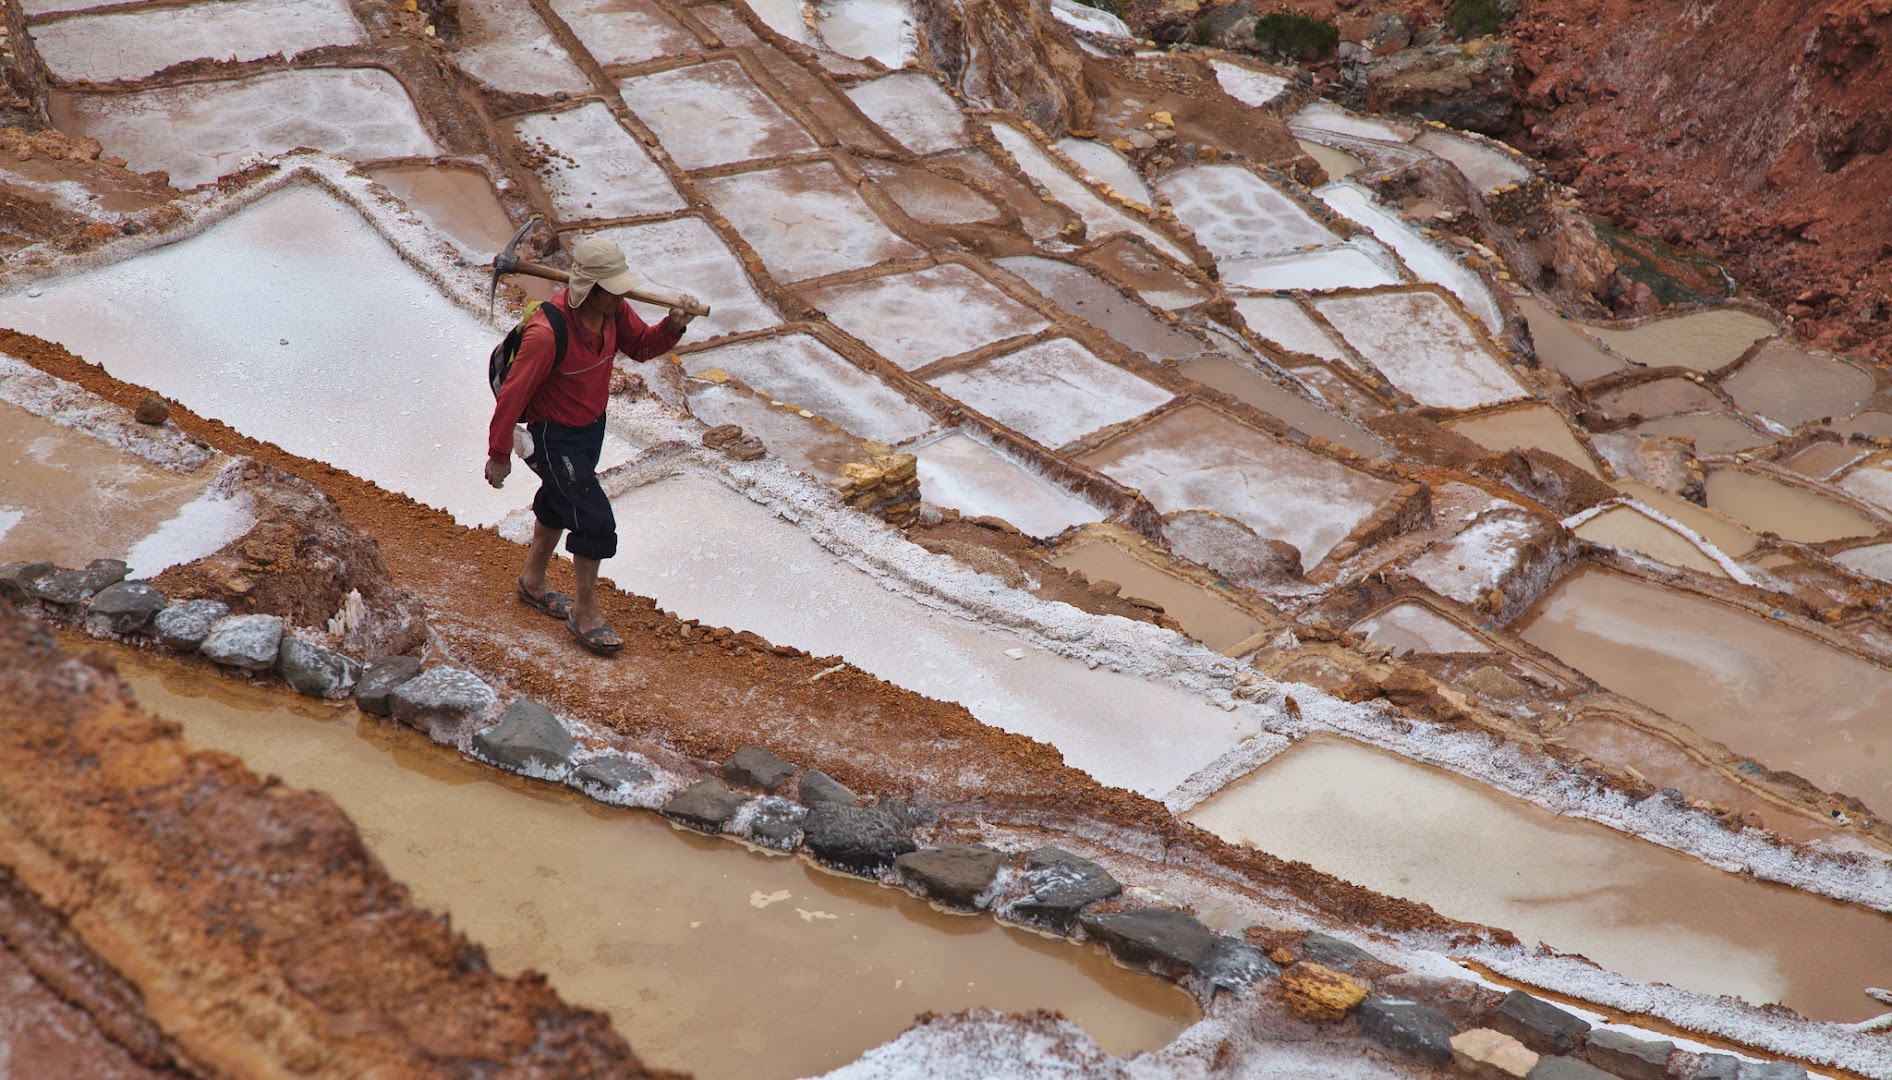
517;580;573;620
566;616;623;656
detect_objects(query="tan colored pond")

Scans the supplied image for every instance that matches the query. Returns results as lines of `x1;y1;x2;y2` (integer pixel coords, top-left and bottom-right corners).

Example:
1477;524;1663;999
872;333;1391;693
1722;340;1876;429
1583;310;1776;373
0;401;218;568
1185;737;1892;1023
1516;296;1622;383
1573;506;1726;577
1177;353;1389;459
1611;480;1757;558
120;657;1200;1080
1517;567;1892;819
1445;404;1601;476
366;163;518;260
1051;539;1265;651
1591;377;1722;421
1632;413;1776;456
1296;138;1361;182
1703;469;1881;544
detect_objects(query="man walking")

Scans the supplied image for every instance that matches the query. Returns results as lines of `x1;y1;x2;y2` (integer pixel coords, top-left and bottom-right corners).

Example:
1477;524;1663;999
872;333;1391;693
484;236;699;654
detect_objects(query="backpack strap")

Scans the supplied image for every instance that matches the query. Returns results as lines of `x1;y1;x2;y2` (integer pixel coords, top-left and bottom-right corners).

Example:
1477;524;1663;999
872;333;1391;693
540;301;569;371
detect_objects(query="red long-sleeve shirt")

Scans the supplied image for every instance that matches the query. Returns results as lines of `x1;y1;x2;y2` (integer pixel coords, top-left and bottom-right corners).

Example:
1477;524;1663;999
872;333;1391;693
487;289;683;459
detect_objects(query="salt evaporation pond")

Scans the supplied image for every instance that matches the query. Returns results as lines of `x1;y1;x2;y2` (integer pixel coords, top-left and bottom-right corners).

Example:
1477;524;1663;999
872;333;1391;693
1176;354;1388;459
452;0;592;95
987;122;1189;262
927;338;1174;449
814;0;917;68
602;471;1255;797
681;334;935;445
1186;737;1892;1023
847;72;970;157
1313;291;1524;409
700;162;920;282
1348;601;1488;656
622;59;819;170
366;165;518;261
1317;182;1504;332
1446;405;1601;476
807;265;1050;371
1704;469;1882;543
549;0;701;66
1583;309;1777;373
1518;567;1892;817
1221;245;1400;292
121;656;1198;1080
1632;413;1775;455
0;183;626;528
1051;540;1264;652
510;101;687;220
1573;507;1727;578
1516;296;1622;382
29;0;365;84
53;70;439;190
1229;294;1351;363
910;433;1105;537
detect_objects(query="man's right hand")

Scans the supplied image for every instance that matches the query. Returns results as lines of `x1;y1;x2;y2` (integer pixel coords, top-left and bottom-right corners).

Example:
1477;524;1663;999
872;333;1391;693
484;456;510;489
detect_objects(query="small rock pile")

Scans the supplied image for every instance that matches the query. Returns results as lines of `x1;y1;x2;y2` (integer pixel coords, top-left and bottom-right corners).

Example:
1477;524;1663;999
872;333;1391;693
829;443;921;527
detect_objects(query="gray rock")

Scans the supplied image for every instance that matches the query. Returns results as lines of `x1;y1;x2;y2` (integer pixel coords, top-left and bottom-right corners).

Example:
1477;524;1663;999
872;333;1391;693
1010;846;1122;931
1489;990;1591;1055
1528;1057;1613;1080
35;560;130;608
1584;1029;1674;1080
472;698;576;773
200;614;284;671
895;845;1004;907
798;769;858;805
801;801;915;874
663;779;746;833
1299;931;1380;973
572;753;652;794
745;796;807;849
722;746;797;792
877;795;934;828
1079;908;1216;980
277;637;362;699
1356;996;1457;1068
354;656;422;716
152;599;228;650
85;581;167;635
0;562;55;603
1736;1064;1808;1080
1200;936;1277;992
386;666;498;741
1689;1055;1740;1080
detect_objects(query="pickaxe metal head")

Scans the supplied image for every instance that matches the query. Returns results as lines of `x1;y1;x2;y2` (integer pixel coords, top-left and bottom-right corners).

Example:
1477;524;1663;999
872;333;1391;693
489;215;541;314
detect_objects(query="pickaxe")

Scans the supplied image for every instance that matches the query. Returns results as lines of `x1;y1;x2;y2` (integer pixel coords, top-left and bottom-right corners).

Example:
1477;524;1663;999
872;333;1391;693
488;216;712;318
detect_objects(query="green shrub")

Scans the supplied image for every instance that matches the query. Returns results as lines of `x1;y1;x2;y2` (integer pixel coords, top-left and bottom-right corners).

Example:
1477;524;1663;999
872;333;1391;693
1446;0;1507;40
1252;11;1340;58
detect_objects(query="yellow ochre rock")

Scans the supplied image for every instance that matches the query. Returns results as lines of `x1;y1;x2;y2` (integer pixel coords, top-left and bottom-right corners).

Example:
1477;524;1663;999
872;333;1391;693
1450;1028;1539;1079
1278;962;1368;1022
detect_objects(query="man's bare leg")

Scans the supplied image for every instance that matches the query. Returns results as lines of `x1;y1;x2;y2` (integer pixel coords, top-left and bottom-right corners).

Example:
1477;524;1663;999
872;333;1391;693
519;522;562;597
570;556;620;645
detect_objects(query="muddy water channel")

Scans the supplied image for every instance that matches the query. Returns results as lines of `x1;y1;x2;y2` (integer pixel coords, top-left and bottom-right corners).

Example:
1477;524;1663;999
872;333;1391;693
1518;567;1892;818
118;656;1199;1079
1187;738;1892;1022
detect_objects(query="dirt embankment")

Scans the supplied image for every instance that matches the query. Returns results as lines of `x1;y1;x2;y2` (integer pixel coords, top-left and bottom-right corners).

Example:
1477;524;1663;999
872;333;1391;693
1505;0;1892;358
0;605;677;1079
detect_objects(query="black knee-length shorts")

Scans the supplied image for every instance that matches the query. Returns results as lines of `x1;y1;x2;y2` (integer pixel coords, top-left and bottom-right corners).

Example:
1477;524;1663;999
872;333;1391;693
524;415;616;560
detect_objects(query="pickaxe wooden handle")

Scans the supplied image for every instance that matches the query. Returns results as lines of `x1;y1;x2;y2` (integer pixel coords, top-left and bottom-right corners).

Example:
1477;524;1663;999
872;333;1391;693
488;217;711;317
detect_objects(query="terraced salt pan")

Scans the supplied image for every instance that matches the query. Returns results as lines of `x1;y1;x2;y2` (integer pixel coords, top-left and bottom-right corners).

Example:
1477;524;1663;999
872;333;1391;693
814;0;916;68
1220;244;1399;293
1517;296;1623;382
53;69;438;190
454;0;592;95
1052;540;1265;652
1413;131;1528;193
1082;403;1398;567
549;0;700;66
1176;354;1388;459
586;216;778;338
1835;542;1892;583
986;122;1190;263
1186;737;1892;1023
680;334;933;444
1080;237;1207;310
861;161;1001;225
1839;463;1892;515
1592;377;1723;420
1704;469;1881;543
1210;60;1290;108
510;103;685;221
993;255;1208;364
806;265;1050;370
29;0;364;83
912;433;1103;538
1297;139;1362;182
1583;309;1776;373
366;165;516;261
1612;480;1757;558
1229;295;1349;363
699;162;918;283
1289;101;1414;143
1574;507;1727;578
1781;441;1866;481
605;471;1252;795
844;73;968;156
1318;182;1504;332
1348;602;1488;655
1314;291;1524;410
1055;138;1150;203
1722;339;1875;428
1518;567;1892;819
621;60;818;170
1632;413;1774;455
1405;511;1544;608
1050;0;1132;37
1446;405;1600;476
927;339;1175;449
1157;165;1336;263
0;184;620;528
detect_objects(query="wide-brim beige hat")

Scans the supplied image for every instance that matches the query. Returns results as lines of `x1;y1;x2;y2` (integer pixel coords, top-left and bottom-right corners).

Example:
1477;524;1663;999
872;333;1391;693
568;235;641;307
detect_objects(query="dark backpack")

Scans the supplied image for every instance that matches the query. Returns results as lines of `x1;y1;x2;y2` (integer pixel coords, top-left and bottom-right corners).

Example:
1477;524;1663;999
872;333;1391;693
488;300;568;397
